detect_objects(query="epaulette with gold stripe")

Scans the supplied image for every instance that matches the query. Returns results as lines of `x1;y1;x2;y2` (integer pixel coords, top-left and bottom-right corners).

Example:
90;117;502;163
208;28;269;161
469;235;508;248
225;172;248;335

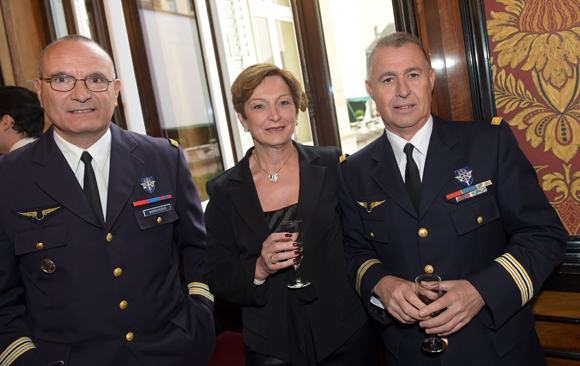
339;154;349;163
491;117;503;126
188;282;214;302
169;138;179;148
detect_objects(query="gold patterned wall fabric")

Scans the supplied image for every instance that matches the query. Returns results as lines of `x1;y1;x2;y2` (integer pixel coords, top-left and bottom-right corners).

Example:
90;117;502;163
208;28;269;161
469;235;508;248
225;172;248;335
486;0;580;235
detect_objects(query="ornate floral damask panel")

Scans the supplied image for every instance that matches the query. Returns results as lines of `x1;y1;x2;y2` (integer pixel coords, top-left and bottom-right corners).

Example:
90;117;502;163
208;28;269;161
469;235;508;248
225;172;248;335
485;0;580;235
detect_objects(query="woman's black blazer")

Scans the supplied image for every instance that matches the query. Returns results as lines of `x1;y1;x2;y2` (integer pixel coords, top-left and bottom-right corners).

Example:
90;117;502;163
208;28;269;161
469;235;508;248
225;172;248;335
203;142;369;362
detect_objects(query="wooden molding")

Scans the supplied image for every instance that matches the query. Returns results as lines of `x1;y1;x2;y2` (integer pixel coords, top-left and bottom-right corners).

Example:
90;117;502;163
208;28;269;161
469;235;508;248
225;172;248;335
0;1;16;85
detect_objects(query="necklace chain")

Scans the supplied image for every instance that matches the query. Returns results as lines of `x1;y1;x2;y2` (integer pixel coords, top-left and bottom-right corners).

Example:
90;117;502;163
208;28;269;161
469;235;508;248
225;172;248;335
253;147;294;182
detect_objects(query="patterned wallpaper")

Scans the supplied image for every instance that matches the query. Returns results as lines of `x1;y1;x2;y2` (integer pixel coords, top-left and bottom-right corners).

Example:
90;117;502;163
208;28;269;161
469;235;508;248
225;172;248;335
485;0;580;235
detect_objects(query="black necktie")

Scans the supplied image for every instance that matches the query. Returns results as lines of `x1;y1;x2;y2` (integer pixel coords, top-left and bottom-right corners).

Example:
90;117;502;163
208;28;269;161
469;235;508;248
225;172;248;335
403;143;421;210
81;151;105;225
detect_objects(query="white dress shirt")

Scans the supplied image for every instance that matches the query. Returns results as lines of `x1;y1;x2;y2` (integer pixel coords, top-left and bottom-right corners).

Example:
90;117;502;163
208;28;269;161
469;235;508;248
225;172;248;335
53;129;111;221
385;115;433;182
371;116;433;309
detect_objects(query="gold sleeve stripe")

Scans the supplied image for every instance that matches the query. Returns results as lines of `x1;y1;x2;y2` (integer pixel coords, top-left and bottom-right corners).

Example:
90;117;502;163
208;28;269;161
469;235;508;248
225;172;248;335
0;337;35;366
494;253;533;306
356;259;382;295
502;253;533;299
188;282;214;302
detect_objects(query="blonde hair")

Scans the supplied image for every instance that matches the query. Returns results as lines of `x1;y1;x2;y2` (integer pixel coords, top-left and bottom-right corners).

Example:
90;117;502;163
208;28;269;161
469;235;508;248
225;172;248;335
231;63;307;119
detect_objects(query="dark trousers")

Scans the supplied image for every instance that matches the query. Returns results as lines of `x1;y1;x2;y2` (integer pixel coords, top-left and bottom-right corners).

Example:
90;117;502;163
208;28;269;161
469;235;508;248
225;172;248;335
245;320;381;366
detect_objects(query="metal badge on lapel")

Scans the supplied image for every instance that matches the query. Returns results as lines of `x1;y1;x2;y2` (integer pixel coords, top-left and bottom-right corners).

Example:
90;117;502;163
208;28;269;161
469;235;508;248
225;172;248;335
454;167;473;186
141;176;155;194
357;200;385;213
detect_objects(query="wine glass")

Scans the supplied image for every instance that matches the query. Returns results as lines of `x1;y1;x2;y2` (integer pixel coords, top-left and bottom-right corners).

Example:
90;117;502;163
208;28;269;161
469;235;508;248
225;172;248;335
280;220;310;289
415;274;446;353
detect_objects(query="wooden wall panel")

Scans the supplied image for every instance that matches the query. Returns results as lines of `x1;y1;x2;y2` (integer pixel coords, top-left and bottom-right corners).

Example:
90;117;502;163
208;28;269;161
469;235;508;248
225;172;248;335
547;358;580;366
536;321;580;353
0;2;15;85
0;0;51;89
414;0;473;122
531;291;580;319
546;357;580;366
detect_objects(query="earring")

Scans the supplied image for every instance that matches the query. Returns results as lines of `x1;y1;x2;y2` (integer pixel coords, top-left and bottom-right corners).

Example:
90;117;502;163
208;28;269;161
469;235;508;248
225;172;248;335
295;120;299;126
243;127;249;132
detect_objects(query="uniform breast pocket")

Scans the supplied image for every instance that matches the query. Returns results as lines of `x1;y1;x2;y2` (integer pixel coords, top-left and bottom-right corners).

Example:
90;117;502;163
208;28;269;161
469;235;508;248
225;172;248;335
449;195;500;236
14;224;68;256
362;219;389;243
134;203;179;230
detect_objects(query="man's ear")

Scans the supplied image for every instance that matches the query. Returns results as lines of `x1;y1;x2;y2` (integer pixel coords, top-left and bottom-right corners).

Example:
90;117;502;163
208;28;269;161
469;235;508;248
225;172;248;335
1;115;14;132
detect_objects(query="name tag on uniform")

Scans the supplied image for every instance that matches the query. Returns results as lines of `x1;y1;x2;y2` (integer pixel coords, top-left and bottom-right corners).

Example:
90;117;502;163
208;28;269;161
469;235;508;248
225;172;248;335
143;203;172;217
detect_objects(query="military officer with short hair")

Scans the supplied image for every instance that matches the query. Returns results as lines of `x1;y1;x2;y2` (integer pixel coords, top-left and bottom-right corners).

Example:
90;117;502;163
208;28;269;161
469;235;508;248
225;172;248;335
0;34;215;366
338;32;567;365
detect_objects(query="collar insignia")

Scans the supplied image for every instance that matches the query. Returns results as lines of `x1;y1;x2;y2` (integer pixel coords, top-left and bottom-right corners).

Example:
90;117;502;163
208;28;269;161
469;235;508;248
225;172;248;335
141;176;156;194
14;206;61;225
454;167;473;186
357;200;386;213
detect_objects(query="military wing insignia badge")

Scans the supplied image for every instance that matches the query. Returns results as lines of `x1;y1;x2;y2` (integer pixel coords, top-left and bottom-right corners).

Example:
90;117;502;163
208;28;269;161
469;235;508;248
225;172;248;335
357;200;386;213
454;167;473;186
141;176;156;194
18;206;61;220
13;206;62;225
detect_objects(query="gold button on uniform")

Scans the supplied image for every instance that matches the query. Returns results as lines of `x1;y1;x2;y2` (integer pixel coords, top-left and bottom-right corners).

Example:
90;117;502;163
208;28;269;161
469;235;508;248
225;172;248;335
418;228;428;237
424;265;434;274
114;268;123;277
157;217;162;224
36;242;44;250
370;232;374;238
106;233;113;242
126;332;134;341
477;216;483;224
41;259;56;274
119;300;128;310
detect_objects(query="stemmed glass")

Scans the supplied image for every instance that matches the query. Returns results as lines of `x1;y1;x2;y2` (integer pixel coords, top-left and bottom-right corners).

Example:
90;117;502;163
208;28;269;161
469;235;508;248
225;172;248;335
280;220;310;289
415;274;446;353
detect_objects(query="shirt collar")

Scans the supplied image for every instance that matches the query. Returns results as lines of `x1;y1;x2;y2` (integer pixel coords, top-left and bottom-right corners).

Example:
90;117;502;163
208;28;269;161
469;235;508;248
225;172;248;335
9;137;37;152
385;115;433;163
53;128;112;173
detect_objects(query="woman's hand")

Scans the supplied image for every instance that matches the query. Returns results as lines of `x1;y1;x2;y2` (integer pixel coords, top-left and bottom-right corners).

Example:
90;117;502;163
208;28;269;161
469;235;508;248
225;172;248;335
255;232;301;281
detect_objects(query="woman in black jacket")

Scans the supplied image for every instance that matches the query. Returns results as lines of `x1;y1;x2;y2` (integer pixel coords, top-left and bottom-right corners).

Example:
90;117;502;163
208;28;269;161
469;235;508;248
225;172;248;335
203;64;379;366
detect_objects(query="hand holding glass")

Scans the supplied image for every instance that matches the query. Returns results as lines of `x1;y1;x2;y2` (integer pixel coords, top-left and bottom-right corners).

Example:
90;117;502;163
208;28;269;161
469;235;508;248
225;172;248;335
415;274;446;353
280;220;310;289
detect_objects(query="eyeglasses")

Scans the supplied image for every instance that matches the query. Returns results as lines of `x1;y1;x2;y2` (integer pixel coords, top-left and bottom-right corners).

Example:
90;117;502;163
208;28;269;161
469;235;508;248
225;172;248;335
39;75;113;92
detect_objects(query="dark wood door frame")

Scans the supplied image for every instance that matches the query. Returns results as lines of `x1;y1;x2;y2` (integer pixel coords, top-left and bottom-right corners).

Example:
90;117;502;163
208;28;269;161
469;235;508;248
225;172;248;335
292;0;341;148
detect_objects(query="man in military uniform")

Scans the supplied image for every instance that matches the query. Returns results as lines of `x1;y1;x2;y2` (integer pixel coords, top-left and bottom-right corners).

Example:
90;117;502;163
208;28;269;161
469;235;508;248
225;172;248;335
338;32;567;365
0;35;215;366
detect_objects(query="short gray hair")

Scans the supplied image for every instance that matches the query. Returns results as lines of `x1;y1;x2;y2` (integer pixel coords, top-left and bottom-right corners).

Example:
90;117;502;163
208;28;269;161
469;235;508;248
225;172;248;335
38;34;116;79
367;32;430;81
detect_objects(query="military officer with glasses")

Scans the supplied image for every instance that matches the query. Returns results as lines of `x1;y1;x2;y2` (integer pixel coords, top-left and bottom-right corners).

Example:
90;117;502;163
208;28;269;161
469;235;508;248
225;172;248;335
0;35;215;366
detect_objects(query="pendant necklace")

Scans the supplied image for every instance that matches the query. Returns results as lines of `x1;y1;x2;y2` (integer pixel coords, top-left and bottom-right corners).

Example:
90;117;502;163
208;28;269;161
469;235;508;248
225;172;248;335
253;147;294;182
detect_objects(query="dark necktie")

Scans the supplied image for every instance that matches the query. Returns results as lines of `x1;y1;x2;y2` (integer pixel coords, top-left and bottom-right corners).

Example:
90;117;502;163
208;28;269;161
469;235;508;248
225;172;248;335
80;151;105;225
403;143;421;210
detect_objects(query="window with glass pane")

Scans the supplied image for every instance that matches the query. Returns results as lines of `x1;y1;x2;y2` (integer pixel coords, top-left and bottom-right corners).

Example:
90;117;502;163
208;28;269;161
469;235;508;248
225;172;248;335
71;0;94;38
137;0;223;200
251;0;312;145
319;0;395;154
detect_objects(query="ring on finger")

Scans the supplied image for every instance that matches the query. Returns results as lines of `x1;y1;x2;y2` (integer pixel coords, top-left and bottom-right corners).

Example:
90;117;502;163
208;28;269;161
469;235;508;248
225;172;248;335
270;254;277;265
